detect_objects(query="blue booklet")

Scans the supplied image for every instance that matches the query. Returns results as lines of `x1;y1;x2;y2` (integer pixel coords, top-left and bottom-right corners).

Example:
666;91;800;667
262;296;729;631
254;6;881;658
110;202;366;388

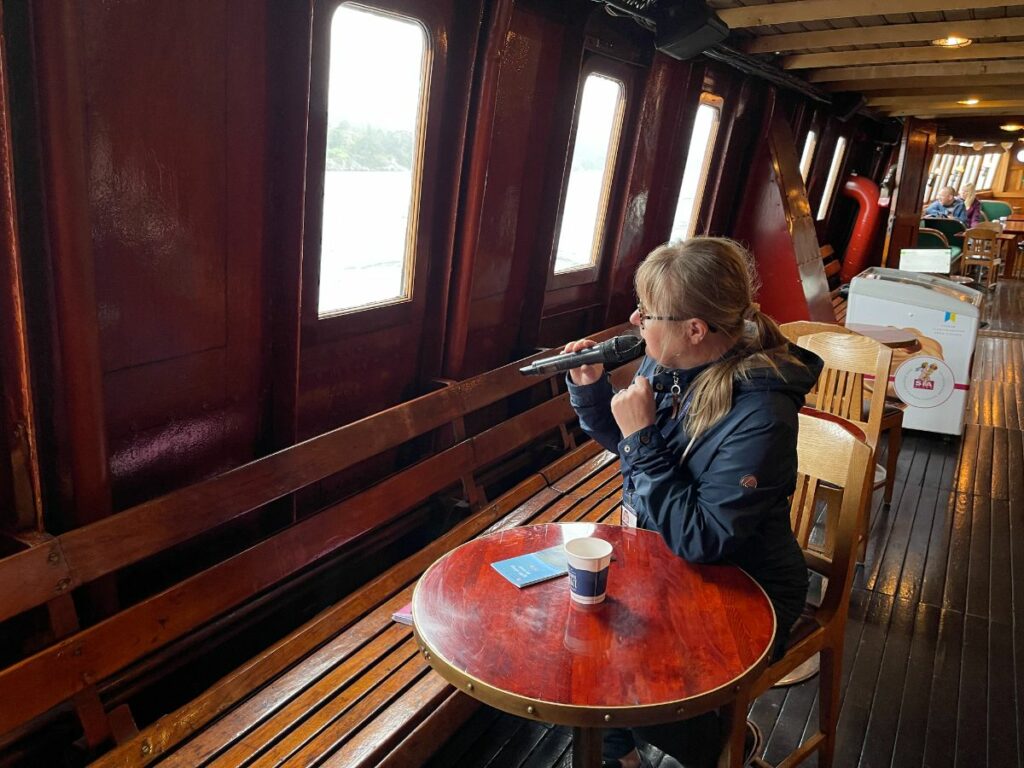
491;544;568;588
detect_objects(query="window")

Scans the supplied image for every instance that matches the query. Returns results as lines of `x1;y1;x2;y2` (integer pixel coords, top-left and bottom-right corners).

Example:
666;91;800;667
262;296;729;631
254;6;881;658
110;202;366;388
317;6;428;317
816;136;847;220
798;129;817;182
552;74;626;274
977;152;1001;190
669;94;723;242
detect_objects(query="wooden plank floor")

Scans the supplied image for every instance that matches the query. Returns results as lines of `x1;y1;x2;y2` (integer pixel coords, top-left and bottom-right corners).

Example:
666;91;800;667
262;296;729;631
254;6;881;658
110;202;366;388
426;279;1024;768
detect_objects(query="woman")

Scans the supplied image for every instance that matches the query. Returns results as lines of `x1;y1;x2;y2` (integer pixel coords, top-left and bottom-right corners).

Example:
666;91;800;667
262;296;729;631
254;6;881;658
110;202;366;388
565;238;823;768
962;183;983;228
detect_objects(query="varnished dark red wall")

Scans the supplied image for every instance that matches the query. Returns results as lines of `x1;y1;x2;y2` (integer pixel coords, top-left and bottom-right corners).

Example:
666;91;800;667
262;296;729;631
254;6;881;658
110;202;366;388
2;0;906;532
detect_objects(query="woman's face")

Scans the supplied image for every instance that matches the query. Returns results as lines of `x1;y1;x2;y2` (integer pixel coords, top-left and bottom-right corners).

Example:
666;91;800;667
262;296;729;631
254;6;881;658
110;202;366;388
632;291;724;369
631;296;692;368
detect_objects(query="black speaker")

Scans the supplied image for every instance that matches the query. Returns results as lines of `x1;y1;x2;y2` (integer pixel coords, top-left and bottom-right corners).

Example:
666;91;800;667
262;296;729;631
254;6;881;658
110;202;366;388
655;1;728;60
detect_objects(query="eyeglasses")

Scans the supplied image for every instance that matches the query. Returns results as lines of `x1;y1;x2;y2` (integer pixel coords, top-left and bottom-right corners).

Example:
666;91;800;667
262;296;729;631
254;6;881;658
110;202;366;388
636;302;718;332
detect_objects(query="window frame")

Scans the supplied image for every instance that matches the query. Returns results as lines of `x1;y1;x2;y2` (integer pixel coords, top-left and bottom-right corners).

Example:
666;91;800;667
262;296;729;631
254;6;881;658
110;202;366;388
301;0;438;339
546;56;631;292
816;134;848;221
798;126;818;184
668;91;724;242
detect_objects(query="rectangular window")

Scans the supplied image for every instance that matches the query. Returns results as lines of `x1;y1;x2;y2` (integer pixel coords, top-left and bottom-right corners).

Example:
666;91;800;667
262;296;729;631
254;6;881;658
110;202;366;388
816;136;847;221
317;6;428;318
977;152;1000;190
798;129;817;182
553;74;626;274
669;94;723;242
923;152;943;204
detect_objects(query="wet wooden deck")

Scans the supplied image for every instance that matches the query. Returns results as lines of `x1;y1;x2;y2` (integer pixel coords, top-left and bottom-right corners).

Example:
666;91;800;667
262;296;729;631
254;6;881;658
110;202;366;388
425;279;1024;768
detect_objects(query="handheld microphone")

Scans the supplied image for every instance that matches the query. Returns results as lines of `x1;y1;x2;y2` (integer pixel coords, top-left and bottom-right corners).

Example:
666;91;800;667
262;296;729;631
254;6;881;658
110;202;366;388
519;335;646;376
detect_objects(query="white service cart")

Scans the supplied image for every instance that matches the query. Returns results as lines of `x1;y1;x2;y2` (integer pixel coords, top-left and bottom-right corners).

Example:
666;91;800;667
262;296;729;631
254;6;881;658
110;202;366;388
845;267;983;436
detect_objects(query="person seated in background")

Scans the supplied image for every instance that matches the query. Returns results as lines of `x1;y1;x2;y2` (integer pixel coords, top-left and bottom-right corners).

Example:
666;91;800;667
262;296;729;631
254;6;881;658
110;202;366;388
961;183;984;228
924;185;968;225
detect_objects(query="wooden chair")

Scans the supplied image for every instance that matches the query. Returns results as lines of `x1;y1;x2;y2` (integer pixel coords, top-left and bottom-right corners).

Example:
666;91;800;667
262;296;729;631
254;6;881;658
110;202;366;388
725;409;873;768
960;226;1001;289
916;226;950;250
780;322;903;508
779;320;843;345
795;332;892;560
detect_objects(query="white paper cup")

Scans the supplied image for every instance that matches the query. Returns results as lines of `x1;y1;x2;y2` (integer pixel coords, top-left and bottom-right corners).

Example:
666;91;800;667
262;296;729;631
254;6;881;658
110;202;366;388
564;537;613;604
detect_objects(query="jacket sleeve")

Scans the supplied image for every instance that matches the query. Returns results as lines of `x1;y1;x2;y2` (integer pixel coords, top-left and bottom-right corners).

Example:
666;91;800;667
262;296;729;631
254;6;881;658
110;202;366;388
620;413;796;563
923;200;944;218
567;373;622;454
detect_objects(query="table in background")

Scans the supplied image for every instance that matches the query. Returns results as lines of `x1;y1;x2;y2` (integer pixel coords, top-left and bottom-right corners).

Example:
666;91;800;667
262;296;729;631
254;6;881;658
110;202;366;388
413;523;776;768
845;323;920;349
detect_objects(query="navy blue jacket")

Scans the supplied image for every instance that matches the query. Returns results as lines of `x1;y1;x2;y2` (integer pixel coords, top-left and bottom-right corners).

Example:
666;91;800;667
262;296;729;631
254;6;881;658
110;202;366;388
568;344;823;648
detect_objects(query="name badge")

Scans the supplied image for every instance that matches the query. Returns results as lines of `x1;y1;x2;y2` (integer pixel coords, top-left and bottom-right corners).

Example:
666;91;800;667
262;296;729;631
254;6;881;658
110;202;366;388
620;501;638;529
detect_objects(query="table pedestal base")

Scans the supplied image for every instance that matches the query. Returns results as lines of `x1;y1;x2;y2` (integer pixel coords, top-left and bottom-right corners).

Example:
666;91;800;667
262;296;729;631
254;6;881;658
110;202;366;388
572;726;602;767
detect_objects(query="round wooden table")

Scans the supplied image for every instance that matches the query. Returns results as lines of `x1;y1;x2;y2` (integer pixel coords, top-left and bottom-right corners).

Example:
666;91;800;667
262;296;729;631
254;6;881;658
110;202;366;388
413;523;776;767
845;323;920;349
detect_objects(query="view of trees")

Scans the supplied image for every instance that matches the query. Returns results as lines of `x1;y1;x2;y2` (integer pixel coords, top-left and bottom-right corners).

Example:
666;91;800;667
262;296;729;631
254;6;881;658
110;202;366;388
326;120;414;171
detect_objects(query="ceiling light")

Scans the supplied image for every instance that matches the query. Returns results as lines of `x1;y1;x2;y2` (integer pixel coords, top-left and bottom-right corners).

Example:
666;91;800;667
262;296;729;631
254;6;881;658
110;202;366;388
1000;123;1024;131
957;98;980;105
931;36;972;48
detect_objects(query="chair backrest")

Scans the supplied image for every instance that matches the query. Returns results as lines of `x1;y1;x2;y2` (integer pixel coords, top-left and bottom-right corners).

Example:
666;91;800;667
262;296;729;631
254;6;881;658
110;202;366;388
796;332;892;451
963;226;997;258
779;320;849;345
921;216;965;242
917;227;949;249
980;199;1012;221
790;409;873;624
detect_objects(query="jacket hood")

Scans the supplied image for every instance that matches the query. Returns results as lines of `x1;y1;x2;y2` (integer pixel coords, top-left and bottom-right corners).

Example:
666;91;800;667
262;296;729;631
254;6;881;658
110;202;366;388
734;343;823;405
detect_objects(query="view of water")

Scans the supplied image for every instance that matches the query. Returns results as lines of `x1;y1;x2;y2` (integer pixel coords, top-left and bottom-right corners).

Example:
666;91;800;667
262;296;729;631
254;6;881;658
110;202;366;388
318;171;412;315
318;169;613;315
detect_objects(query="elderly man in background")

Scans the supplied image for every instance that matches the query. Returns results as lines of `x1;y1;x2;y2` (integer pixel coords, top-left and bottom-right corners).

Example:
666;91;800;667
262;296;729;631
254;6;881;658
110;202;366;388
924;185;968;225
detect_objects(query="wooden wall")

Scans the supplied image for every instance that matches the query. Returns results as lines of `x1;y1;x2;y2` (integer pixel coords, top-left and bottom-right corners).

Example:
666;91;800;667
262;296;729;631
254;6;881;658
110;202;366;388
0;0;904;537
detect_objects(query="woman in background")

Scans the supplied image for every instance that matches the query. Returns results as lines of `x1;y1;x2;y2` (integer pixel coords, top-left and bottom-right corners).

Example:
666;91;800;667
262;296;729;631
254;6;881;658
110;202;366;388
962;183;983;228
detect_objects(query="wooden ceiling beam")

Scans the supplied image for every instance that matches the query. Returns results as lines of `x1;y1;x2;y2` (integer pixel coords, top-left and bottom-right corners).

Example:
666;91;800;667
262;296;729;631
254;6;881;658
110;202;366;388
718;0;1013;29
890;106;1024;117
862;84;1024;98
825;73;1024;92
880;100;1024;114
869;90;1024;106
784;42;1024;70
808;59;1024;82
743;17;1024;53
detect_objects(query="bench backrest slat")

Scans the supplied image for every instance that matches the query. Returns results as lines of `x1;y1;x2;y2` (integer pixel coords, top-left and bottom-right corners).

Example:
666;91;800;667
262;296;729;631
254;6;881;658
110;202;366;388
0;323;629;624
0;325;636;736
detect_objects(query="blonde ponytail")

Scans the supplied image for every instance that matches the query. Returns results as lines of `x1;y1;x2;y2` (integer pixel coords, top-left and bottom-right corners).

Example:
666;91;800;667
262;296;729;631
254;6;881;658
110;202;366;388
635;238;804;441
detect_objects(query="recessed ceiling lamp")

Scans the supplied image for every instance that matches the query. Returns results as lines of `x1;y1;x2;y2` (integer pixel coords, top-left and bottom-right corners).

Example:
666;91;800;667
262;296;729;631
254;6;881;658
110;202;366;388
932;36;972;48
1000;123;1024;131
957;98;980;105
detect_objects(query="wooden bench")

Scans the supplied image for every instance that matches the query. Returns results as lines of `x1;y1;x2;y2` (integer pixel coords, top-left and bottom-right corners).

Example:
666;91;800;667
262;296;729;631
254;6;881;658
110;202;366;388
0;326;638;766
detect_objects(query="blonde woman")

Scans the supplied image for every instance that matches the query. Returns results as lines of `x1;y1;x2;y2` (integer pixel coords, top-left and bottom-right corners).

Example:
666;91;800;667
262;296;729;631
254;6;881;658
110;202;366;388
565;238;822;768
962;183;983;227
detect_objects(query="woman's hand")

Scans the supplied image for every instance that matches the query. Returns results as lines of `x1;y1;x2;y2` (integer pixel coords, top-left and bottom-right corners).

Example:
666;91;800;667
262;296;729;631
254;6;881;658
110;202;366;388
611;376;656;437
563;339;604;385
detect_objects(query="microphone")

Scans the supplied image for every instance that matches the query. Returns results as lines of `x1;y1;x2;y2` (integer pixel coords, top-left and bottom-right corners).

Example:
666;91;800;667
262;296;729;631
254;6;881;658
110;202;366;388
519;335;646;376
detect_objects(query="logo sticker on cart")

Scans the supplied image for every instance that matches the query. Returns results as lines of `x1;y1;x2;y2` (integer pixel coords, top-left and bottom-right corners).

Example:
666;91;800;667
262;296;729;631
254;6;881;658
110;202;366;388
893;356;956;408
